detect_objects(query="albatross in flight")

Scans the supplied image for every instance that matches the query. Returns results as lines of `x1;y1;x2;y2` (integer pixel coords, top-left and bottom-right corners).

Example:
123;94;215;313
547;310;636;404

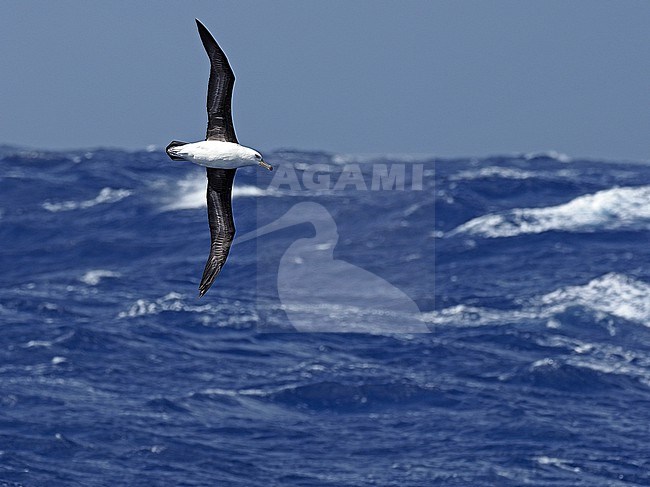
166;19;272;297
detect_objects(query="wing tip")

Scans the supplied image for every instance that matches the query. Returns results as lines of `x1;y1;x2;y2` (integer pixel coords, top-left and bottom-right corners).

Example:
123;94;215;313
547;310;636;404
198;279;215;298
198;279;212;297
198;268;215;297
198;257;221;298
195;18;212;38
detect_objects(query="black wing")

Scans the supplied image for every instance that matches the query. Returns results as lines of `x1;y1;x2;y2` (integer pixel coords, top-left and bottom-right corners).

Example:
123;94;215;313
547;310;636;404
196;19;238;143
199;168;237;297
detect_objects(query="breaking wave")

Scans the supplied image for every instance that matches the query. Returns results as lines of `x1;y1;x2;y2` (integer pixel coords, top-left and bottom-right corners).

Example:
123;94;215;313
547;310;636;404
43;187;132;212
79;269;121;286
450;166;538;181
163;175;277;211
425;273;650;327
450;185;650;237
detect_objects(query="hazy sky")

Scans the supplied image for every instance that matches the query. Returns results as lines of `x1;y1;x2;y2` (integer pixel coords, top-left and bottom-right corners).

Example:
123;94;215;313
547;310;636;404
1;1;649;160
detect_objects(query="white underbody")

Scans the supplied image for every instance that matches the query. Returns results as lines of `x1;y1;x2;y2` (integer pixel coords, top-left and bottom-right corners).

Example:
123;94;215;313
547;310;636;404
170;140;260;169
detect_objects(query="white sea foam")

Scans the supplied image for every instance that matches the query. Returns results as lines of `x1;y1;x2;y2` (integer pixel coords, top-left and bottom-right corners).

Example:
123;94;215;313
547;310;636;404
23;330;75;349
164;175;275;211
117;292;258;325
533;335;650;390
540;273;650;323
450;185;650;238
420;305;538;327
164;177;205;210
233;185;268;197
117;292;210;317
451;166;537;181
43;187;132;212
424;273;650;327
80;270;121;286
534;456;581;473
523;150;572;163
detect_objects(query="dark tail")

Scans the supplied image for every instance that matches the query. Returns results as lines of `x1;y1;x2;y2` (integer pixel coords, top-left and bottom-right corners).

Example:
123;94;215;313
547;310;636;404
166;140;188;161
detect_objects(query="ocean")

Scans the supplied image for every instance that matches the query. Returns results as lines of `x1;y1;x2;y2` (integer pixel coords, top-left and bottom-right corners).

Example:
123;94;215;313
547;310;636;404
1;146;649;486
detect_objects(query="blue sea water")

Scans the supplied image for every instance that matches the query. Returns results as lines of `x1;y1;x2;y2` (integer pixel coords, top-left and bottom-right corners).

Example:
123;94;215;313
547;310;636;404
1;146;650;486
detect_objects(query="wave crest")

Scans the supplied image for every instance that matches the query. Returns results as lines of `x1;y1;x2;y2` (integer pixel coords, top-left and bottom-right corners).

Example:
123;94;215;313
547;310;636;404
450;185;650;237
425;273;650;327
164;175;276;211
43;187;132;212
540;272;650;323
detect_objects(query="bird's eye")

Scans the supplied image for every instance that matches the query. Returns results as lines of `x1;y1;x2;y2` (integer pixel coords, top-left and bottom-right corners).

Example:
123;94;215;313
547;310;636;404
255;154;261;160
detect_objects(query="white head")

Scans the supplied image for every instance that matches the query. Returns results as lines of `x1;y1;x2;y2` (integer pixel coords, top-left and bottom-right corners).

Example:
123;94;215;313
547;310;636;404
243;146;273;171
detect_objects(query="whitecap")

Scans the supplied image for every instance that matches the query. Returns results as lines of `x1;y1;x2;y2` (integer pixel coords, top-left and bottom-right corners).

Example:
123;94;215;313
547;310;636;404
163;175;276;211
163;177;205;210
80;270;121;286
420;304;538;327
118;292;189;317
540;272;650;323
118;292;221;318
450;185;650;237
535;336;650;386
43;187;132;212
22;331;74;349
426;273;650;327
450;166;537;181
534;456;581;473
233;185;268;197
25;339;54;348
523;150;572;163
